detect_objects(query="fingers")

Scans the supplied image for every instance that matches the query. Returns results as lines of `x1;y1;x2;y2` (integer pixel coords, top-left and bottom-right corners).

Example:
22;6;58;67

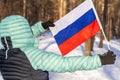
50;22;55;27
107;50;115;56
100;50;116;65
42;20;55;29
109;51;116;63
46;20;55;27
112;57;116;64
107;50;116;63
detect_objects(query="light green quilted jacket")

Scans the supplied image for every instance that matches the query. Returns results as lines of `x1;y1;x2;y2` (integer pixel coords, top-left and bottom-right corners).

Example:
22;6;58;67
0;15;102;73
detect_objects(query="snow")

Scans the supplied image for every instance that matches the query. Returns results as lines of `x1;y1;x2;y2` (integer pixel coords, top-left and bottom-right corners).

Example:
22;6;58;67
0;30;120;80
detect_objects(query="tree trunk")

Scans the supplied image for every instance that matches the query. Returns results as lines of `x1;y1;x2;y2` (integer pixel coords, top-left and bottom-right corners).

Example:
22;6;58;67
0;0;23;20
84;39;92;56
23;0;27;17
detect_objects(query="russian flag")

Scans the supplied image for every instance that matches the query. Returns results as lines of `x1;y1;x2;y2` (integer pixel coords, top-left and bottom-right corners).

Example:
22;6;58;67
50;0;102;56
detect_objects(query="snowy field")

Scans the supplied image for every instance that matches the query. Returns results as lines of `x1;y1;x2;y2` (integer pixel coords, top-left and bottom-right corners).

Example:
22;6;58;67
0;30;120;80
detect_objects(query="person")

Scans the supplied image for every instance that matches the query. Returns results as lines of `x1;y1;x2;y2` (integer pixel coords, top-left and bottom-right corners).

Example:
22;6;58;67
0;15;116;80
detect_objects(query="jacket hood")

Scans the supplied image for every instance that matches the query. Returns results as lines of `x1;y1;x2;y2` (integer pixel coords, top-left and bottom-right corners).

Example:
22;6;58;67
0;15;35;49
0;15;31;36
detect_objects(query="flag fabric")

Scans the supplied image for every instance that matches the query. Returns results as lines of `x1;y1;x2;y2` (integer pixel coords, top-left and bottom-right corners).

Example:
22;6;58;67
50;0;102;56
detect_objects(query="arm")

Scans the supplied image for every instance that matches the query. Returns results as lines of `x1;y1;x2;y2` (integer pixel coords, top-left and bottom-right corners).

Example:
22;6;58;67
36;51;102;72
31;21;46;37
31;20;55;37
37;50;116;72
21;47;102;73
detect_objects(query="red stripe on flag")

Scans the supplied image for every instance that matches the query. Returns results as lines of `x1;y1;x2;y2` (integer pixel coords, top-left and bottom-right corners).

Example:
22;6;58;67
59;20;100;56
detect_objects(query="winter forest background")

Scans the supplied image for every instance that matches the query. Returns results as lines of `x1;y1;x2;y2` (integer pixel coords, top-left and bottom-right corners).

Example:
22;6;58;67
0;0;120;80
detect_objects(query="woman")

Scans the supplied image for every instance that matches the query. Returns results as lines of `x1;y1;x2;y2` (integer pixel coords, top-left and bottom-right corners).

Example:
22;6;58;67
0;15;116;80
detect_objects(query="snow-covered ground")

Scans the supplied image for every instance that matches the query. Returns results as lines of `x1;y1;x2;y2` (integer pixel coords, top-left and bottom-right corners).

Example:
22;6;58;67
0;30;120;80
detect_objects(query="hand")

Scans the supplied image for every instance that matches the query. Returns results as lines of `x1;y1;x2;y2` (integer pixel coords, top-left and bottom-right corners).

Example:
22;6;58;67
99;50;116;65
42;19;55;29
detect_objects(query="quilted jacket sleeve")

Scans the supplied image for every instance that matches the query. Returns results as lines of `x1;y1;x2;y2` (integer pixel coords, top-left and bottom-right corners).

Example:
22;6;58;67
21;47;102;73
31;21;47;37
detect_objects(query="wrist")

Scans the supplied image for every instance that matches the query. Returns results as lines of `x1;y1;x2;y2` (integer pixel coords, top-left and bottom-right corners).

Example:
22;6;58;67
99;55;105;65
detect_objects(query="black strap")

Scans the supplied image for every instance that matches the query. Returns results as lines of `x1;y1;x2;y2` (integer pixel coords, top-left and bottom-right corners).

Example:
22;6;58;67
1;36;13;49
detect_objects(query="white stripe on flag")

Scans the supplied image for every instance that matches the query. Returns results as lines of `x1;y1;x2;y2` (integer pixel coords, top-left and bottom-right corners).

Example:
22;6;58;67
50;0;95;36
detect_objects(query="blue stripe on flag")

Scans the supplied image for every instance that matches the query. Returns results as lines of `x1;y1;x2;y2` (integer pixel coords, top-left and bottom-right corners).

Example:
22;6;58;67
55;8;96;45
